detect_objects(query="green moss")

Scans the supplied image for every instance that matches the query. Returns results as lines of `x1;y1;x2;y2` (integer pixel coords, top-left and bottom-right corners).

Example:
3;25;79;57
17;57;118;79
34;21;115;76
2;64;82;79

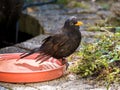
57;0;69;5
96;1;111;10
71;1;90;9
57;0;90;8
115;27;120;32
101;3;110;10
87;26;100;31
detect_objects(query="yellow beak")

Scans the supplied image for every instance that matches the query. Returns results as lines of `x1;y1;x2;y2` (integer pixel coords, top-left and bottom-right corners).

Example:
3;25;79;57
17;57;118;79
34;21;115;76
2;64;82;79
75;21;83;26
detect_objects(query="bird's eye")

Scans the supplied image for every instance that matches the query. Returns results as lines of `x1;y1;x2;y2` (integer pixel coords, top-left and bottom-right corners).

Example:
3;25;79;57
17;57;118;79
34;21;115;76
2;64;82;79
70;22;73;25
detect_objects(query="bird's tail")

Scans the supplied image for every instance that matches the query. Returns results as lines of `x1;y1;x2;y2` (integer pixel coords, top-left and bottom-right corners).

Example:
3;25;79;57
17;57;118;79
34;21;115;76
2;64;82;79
17;48;40;61
17;48;51;63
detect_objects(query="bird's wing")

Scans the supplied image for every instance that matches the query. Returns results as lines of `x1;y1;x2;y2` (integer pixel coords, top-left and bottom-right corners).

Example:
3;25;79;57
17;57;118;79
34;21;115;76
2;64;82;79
52;34;69;52
35;34;69;61
41;34;69;53
42;36;52;43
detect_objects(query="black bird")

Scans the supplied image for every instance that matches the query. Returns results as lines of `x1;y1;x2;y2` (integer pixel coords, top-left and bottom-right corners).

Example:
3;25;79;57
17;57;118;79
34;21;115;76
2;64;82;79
19;16;83;66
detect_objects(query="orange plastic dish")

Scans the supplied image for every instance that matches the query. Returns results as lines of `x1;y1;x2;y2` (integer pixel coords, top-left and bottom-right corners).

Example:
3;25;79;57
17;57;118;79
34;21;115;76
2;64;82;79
0;53;65;83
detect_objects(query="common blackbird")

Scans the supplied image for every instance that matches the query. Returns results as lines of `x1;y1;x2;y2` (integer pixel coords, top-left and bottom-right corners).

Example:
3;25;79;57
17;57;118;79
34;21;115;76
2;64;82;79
19;16;83;65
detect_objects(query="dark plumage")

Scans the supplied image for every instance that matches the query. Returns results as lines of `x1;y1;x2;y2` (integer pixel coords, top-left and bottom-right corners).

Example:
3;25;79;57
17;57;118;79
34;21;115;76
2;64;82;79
19;16;83;64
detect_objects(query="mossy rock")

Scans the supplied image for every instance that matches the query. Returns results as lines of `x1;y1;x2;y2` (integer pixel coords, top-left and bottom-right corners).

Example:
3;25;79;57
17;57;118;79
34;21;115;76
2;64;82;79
107;17;120;26
19;14;44;36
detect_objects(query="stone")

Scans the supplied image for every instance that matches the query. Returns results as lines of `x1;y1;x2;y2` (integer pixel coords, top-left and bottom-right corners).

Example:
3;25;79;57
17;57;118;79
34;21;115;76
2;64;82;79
111;2;120;17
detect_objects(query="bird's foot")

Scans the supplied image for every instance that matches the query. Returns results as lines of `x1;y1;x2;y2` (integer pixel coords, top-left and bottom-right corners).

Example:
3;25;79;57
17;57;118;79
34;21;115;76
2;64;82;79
61;58;69;70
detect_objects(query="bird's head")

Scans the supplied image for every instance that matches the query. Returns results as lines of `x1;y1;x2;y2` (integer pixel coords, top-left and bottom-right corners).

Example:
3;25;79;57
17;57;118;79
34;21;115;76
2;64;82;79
64;16;83;29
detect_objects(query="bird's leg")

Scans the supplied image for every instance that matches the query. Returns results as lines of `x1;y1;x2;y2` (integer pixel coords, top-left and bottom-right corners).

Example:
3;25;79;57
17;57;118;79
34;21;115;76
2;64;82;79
61;58;69;70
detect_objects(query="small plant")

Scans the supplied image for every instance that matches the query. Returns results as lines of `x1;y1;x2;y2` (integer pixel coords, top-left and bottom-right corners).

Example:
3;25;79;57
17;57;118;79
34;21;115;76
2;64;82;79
69;32;120;84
